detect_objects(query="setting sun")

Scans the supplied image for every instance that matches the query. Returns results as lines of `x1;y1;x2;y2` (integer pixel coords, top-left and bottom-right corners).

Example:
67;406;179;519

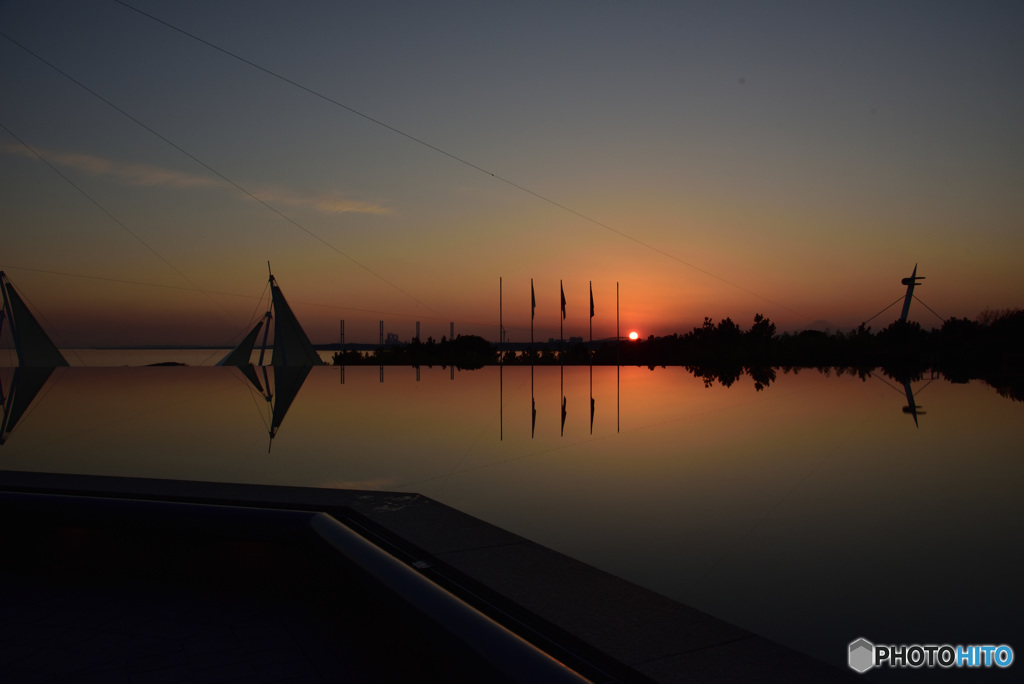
628;331;639;341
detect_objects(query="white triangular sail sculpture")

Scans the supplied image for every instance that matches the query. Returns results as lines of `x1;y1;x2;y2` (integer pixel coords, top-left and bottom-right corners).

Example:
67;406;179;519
0;272;68;368
0;272;66;445
269;276;322;366
216;319;264;367
218;271;322;367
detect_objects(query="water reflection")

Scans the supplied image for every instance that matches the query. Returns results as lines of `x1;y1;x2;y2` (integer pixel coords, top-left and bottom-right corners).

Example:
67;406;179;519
0;366;55;444
1;363;1021;675
0;363;1002;455
235;365;313;450
902;379;925;427
0;364;1001;453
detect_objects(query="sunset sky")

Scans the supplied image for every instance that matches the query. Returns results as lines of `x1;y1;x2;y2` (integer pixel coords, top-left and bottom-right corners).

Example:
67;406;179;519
2;1;1022;347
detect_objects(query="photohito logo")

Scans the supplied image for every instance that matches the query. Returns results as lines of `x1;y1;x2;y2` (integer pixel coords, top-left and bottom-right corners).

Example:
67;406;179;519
848;638;1014;673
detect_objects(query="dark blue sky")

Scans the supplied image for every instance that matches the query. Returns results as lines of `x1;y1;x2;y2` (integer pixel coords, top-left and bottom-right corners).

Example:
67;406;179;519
2;1;1021;345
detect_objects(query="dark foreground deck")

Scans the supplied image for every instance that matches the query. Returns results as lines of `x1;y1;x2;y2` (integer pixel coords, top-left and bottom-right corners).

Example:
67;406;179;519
0;471;857;683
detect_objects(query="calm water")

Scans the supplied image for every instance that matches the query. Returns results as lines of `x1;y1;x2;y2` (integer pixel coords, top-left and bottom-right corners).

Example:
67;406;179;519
2;355;1021;675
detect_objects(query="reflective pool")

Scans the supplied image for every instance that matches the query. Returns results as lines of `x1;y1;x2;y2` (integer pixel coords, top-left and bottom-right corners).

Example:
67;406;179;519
3;360;1021;673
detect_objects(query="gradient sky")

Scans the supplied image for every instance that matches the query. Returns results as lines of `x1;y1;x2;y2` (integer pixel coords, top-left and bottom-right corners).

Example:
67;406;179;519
2;0;1022;347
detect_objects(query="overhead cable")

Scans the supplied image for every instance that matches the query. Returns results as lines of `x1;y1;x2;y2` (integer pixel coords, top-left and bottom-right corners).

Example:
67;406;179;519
0;29;441;318
113;1;809;320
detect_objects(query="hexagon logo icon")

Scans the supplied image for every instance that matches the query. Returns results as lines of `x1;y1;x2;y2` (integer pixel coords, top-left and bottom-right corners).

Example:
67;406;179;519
848;638;875;673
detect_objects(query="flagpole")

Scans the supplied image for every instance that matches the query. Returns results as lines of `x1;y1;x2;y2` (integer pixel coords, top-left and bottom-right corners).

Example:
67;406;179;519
560;279;564;367
616;281;620;367
499;276;503;365
589;280;593;351
530;278;535;365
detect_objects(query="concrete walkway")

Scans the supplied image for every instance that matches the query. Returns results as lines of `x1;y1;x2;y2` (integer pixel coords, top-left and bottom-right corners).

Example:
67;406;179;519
0;470;858;683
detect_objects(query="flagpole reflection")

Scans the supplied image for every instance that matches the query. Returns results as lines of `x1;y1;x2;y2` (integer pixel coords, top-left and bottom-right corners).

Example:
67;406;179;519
531;364;536;439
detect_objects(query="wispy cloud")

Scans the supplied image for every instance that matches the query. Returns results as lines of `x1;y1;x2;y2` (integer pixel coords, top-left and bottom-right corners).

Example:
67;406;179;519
254;188;393;215
1;141;391;215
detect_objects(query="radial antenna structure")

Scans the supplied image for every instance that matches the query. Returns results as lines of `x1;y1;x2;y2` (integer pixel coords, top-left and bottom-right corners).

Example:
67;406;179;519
900;264;925;322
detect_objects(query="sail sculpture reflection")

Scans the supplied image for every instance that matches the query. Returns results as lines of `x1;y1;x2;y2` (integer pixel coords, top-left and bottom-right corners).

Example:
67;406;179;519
1;272;67;445
1;367;56;445
218;270;321;448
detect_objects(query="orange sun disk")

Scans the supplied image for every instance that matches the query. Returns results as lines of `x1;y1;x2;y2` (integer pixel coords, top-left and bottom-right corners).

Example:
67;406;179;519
628;331;639;341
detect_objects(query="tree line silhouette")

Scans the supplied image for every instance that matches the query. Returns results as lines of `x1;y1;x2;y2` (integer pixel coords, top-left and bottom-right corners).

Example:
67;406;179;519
331;308;1024;400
